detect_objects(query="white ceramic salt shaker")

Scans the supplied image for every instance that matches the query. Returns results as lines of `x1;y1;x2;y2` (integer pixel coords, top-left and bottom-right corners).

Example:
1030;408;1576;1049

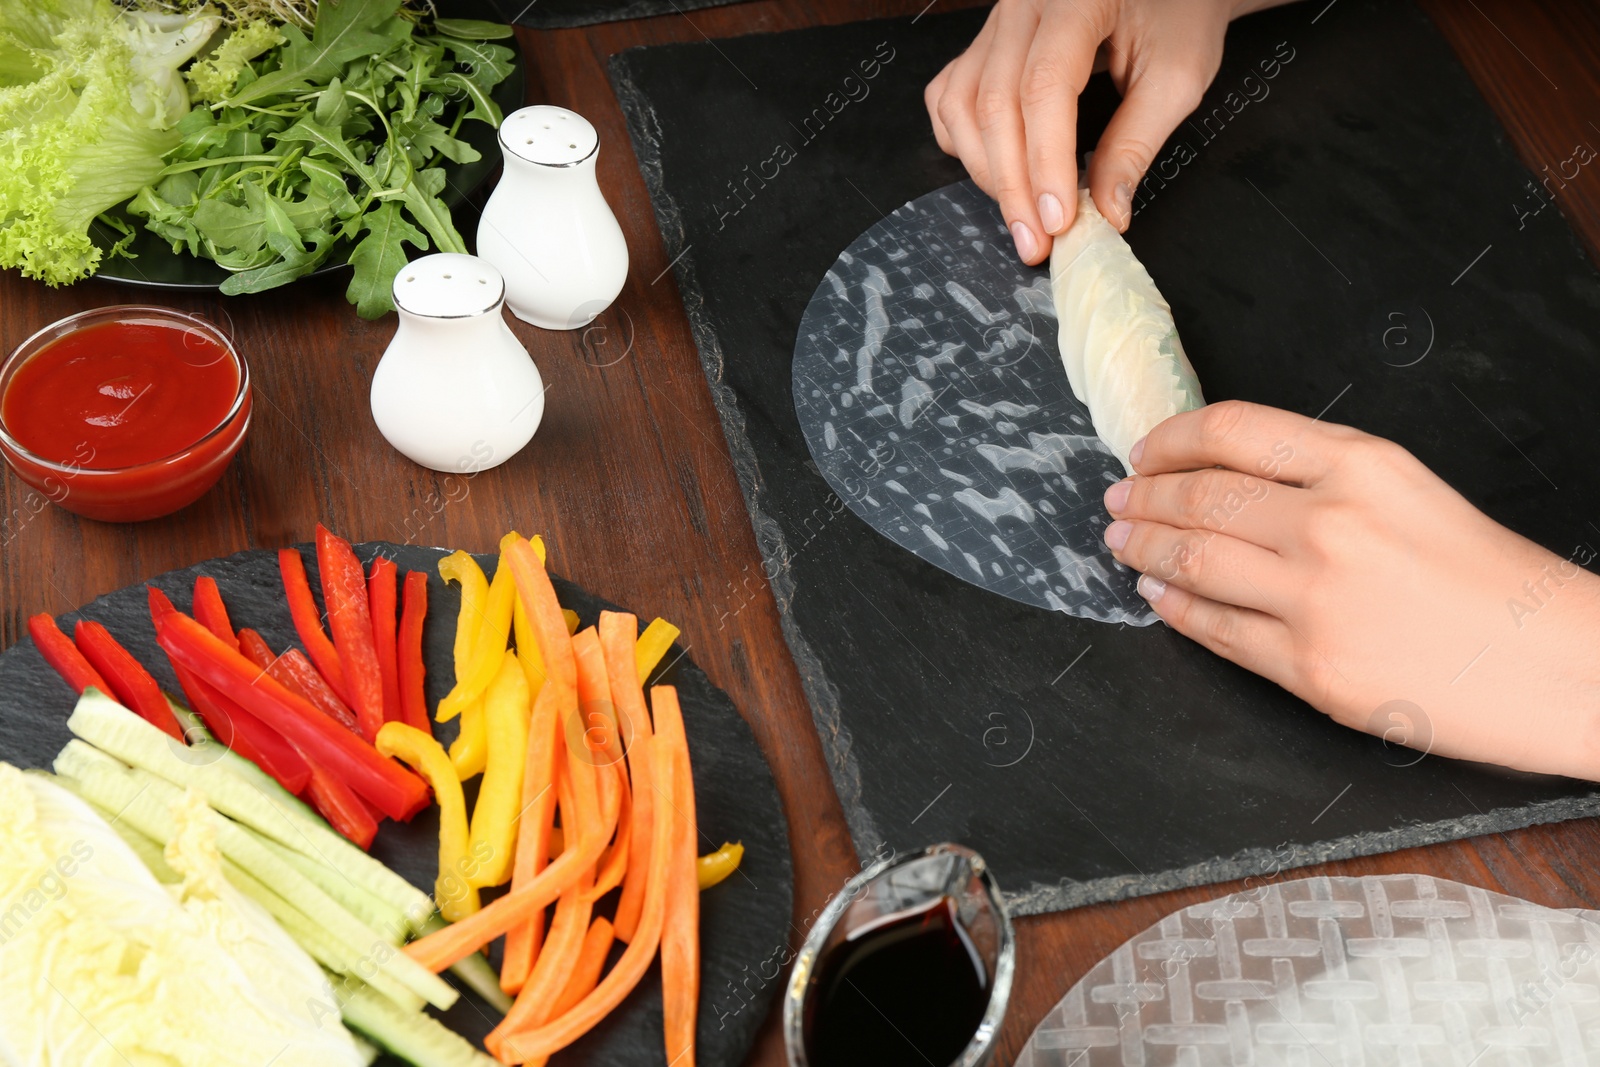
476;105;629;330
370;253;544;473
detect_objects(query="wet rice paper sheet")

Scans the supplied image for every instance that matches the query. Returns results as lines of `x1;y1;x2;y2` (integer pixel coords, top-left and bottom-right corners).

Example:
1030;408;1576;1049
608;0;1600;916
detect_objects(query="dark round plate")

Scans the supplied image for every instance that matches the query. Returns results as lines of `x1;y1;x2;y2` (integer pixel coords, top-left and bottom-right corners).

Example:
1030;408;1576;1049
88;4;526;290
0;542;794;1067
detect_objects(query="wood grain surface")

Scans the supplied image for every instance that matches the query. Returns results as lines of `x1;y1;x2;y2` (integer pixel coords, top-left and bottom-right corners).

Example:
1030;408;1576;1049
1;1;1596;1063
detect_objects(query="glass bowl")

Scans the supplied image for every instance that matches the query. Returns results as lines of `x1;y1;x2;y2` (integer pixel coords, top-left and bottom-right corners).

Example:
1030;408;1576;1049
0;305;252;523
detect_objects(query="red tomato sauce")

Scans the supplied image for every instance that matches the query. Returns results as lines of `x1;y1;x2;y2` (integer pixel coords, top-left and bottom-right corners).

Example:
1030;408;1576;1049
2;319;239;469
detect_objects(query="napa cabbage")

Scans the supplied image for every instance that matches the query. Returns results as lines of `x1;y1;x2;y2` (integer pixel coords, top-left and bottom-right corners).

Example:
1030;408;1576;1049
0;0;220;285
0;763;365;1067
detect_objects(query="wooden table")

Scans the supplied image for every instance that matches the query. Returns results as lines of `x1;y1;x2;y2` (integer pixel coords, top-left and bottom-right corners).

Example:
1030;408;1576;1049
3;0;1598;1062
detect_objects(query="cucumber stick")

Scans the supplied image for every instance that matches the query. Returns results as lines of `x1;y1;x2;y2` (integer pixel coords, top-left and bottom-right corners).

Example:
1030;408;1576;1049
337;978;500;1067
226;859;426;1014
255;833;409;938
419;915;514;1014
70;690;434;928
53;740;457;1012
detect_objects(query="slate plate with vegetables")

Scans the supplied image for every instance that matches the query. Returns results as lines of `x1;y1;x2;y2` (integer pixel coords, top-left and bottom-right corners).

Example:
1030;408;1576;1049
0;537;794;1067
1;0;524;316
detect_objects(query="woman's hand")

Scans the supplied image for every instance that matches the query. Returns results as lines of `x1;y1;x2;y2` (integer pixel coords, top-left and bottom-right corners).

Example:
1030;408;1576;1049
925;0;1259;263
1102;401;1600;779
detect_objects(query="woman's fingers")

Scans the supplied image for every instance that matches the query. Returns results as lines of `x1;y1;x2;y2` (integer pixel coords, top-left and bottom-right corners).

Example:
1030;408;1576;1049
925;63;956;155
933;19;998;194
1106;467;1305;552
1134;400;1363;487
1086;57;1212;231
1106;517;1291;613
974;0;1049;263
1137;577;1302;690
1020;0;1105;237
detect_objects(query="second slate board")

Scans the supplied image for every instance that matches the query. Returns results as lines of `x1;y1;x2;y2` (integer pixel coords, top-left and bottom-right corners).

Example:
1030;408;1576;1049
610;1;1600;915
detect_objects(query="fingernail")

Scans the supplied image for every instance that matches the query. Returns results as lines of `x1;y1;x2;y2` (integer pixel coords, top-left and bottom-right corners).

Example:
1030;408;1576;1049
1137;574;1166;603
1104;478;1132;514
1010;221;1037;261
1037;193;1065;234
1104;519;1131;551
1128;435;1147;468
1113;182;1133;230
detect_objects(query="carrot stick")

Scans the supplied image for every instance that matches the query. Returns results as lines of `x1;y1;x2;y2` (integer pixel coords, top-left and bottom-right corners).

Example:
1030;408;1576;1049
550;918;614;1019
500;682;563;994
572;627;624;767
493;735;675;1062
653;686;700;1067
582;762;630;903
404;729;602;975
599;611;654;942
501;538;581;987
491;865;595;1048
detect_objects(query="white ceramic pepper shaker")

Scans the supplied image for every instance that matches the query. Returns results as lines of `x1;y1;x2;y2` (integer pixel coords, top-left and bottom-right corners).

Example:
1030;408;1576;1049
370;253;544;473
476;105;629;330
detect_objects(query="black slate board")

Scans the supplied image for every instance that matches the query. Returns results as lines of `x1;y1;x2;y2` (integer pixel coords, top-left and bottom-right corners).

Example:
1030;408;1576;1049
0;543;792;1067
608;1;1600;916
463;0;747;31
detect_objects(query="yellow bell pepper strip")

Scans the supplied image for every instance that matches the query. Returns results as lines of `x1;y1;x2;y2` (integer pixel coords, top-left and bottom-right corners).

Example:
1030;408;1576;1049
437;532;522;722
448;696;487;780
468;650;531;888
437;550;489;691
563;609;581;635
697;842;743;889
634;617;682;684
375;721;480;922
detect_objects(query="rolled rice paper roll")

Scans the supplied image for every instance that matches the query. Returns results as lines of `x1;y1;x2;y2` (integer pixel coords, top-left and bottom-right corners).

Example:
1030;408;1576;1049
1049;188;1204;474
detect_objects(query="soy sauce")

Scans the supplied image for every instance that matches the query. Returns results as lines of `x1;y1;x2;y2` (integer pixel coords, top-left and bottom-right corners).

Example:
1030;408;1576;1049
803;895;989;1067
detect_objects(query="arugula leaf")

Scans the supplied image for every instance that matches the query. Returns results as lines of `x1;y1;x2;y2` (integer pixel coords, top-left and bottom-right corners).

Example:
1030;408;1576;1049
114;5;516;316
275;119;378;185
192;199;267;255
227;0;406;107
220;236;333;294
431;38;514;92
432;19;515;40
347;200;427;318
426;71;502;128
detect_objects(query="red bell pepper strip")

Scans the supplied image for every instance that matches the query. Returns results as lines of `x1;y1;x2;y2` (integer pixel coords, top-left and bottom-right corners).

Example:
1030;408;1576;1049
279;547;354;707
304;763;380;849
397;571;431;734
279;649;362;735
73;620;183;740
148;591;312;795
192;576;238;651
27;614;111;696
154;611;428;820
235;627;276;671
367;556;402;725
316;525;385;742
237;628;362;736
